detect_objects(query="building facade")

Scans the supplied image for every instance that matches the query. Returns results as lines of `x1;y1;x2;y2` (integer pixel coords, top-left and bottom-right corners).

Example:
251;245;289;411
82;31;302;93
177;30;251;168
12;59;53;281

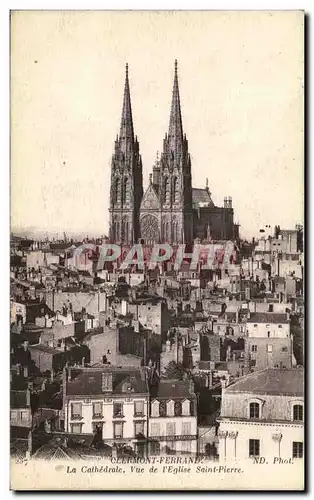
63;366;149;455
109;62;237;246
246;312;293;370
218;368;304;463
148;379;198;456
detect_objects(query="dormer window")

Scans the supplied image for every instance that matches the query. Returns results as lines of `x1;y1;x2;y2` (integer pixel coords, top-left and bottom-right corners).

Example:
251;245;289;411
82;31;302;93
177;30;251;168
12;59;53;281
247;398;264;420
293;404;303;422
174;401;182;416
182;399;190;416
151;400;159;417
166;400;175;417
249;402;260;419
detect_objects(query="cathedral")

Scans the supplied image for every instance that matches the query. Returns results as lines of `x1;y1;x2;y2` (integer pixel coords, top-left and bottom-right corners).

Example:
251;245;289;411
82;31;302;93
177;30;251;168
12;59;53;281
109;61;238;246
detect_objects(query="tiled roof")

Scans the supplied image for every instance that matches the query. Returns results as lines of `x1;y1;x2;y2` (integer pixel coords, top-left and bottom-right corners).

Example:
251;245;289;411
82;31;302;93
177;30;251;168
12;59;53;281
10;439;29;460
192;188;214;207
225;368;304;397
33;436;112;460
66;367;148;396
152;379;196;401
247;313;289;324
33;444;80;460
28;344;60;355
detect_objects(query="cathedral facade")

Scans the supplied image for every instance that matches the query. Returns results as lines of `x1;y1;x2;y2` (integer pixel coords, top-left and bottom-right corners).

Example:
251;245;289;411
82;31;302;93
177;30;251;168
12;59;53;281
109;61;237;246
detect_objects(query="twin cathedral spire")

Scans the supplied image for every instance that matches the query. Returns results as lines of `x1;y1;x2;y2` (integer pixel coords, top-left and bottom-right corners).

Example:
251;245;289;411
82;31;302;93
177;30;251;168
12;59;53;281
109;61;193;245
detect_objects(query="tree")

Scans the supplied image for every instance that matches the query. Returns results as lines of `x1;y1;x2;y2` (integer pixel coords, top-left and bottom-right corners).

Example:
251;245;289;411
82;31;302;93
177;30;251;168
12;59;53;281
163;361;186;380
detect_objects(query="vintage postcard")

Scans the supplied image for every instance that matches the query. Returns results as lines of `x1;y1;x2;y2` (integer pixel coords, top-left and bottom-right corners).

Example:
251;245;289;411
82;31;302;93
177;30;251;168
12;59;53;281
10;10;304;490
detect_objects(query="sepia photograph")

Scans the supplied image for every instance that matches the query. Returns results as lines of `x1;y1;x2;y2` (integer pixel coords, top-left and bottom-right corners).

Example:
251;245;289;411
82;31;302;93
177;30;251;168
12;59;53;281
9;10;304;490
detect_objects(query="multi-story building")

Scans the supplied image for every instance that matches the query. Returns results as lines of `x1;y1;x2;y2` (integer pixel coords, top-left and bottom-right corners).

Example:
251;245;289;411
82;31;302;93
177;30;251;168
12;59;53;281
122;297;170;337
246;312;293;370
63;366;149;455
11;389;32;430
218;368;304;463
10;389;33;459
148;379;198;456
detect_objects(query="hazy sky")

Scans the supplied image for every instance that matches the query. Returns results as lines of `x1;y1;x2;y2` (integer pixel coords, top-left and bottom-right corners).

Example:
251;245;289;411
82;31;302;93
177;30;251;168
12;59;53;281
11;10;304;239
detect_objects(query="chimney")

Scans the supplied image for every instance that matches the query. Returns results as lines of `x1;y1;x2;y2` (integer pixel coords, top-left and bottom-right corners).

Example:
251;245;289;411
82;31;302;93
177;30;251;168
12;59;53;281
26;389;31;406
23;366;28;378
26;430;32;460
62;367;67;408
221;378;227;392
143;336;147;366
189;377;194;394
226;346;231;361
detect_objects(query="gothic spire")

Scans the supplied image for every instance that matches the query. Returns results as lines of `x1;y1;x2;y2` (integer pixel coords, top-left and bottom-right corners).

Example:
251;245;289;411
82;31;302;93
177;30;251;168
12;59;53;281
120;63;134;143
168;59;184;155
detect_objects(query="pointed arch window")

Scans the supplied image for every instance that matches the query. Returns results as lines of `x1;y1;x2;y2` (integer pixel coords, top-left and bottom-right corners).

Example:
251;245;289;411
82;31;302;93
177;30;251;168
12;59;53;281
171;219;176;243
164;222;170;243
173;176;179;203
163;177;170;204
125;221;129;243
116;221;120;241
121;221;125;243
123;177;128;203
115;178;121;204
162;222;166;241
112;222;116;241
176;222;180;243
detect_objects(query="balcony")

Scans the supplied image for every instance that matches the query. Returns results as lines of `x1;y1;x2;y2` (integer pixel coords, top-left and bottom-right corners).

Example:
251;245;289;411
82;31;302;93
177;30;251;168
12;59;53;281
92;414;104;420
70;414;83;421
